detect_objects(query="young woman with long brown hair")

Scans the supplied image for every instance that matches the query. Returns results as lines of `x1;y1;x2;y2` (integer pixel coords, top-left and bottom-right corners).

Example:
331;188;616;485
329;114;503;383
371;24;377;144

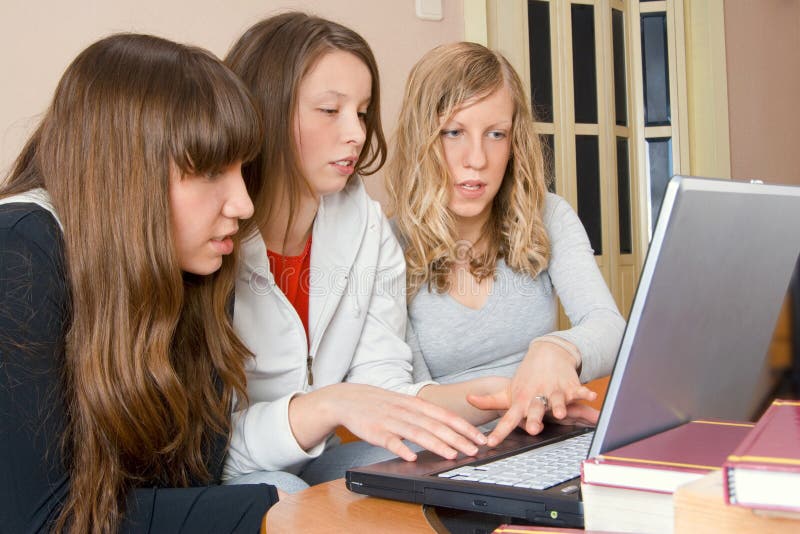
0;34;277;533
388;42;625;448
221;13;513;492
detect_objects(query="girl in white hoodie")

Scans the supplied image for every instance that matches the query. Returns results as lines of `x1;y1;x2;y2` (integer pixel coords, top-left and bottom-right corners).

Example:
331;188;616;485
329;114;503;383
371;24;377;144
222;13;507;492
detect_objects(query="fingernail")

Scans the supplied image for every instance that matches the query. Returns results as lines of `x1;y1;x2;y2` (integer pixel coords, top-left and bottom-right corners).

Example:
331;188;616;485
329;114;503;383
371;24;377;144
470;446;479;456
476;434;488;445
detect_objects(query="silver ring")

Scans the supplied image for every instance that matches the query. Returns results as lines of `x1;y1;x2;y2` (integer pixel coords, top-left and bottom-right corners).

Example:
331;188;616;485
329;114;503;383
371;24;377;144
534;395;549;410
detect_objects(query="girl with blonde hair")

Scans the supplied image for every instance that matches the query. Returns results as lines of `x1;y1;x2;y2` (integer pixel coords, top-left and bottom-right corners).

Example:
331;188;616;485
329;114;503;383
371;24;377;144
0;34;277;533
388;42;625;447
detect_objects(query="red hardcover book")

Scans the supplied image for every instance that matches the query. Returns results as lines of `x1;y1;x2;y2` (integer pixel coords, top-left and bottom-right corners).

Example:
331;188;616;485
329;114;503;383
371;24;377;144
724;399;800;511
581;419;754;493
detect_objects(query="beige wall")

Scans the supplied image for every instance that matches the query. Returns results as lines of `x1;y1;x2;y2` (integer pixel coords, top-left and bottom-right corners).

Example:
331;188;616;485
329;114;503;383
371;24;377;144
724;0;800;185
724;0;800;401
0;0;464;202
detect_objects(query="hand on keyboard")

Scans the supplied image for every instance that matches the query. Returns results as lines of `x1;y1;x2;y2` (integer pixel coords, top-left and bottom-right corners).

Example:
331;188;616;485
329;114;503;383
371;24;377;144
467;343;597;447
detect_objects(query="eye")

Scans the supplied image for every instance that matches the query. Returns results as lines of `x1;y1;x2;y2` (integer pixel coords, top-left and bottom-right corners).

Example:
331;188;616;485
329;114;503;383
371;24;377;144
488;131;507;140
357;111;368;121
440;129;462;139
319;108;338;115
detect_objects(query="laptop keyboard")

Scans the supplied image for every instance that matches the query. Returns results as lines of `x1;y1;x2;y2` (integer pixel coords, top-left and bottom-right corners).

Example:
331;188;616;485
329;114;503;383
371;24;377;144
437;431;593;490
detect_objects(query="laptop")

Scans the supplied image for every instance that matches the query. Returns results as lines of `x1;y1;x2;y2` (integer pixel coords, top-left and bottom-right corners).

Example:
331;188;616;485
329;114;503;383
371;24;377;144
346;176;800;527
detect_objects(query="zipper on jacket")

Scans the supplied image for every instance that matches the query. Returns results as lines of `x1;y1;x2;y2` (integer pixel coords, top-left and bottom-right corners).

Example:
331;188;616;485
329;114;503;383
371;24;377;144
262;269;314;389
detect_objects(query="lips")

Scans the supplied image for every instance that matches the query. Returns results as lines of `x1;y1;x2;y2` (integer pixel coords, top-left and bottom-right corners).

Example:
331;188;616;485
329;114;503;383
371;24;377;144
210;233;235;255
454;180;487;199
330;157;357;176
208;226;237;254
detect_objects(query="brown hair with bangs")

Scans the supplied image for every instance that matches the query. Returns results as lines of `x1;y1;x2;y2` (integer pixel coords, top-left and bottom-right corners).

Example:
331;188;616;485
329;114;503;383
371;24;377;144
1;33;261;533
225;11;387;242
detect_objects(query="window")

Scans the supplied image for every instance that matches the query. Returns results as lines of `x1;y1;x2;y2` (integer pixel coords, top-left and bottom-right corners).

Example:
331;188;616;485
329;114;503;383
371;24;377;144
469;0;690;315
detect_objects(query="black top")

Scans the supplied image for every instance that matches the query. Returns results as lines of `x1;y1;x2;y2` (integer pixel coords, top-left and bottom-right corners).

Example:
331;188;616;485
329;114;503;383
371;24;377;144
0;203;277;533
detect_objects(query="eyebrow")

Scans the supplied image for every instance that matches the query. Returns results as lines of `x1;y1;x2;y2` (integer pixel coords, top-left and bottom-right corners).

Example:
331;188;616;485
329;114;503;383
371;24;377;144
441;120;513;129
315;90;371;106
319;90;345;98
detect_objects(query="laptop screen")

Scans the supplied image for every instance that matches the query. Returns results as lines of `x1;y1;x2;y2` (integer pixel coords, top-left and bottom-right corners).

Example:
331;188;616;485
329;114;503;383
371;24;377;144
589;176;800;457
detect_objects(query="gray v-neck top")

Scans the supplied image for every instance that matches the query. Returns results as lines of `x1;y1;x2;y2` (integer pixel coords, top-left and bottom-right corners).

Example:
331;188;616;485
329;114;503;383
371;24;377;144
406;193;625;385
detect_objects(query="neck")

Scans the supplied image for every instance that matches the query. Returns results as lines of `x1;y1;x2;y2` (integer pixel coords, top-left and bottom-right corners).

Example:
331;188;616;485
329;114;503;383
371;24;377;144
262;187;320;255
453;210;492;250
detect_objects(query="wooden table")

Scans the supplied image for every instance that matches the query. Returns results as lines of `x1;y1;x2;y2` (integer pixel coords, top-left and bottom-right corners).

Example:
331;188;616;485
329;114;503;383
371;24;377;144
263;478;591;533
263;478;433;533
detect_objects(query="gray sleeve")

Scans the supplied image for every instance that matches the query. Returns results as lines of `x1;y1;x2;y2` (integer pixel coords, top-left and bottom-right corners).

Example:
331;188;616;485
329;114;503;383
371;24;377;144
543;194;625;382
406;320;433;382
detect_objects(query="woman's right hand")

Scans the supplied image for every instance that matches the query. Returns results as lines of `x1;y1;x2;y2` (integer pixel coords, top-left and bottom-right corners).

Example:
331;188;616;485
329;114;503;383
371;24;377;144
289;383;487;461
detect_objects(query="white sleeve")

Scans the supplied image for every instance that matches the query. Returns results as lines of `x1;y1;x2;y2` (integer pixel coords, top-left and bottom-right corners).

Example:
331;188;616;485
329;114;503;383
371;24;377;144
344;206;435;395
223;392;326;480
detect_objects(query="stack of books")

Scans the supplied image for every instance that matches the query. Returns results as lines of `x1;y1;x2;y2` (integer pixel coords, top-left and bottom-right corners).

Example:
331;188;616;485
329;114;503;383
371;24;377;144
723;399;800;514
580;419;754;533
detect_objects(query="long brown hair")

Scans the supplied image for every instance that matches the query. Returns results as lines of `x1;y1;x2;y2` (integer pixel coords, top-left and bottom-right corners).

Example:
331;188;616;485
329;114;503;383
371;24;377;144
387;42;551;297
1;34;261;533
225;11;387;242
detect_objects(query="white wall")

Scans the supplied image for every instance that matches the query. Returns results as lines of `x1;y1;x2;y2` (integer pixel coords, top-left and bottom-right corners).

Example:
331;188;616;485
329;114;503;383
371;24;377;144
0;0;464;202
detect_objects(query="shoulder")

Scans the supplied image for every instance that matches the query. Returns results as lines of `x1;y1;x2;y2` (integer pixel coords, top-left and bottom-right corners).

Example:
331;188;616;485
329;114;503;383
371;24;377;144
0;202;57;229
541;193;585;239
541;192;573;223
0;203;63;259
0;203;68;341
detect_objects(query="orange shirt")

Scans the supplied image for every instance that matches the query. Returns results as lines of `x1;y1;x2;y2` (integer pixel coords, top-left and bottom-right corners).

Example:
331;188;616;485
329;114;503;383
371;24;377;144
267;235;312;346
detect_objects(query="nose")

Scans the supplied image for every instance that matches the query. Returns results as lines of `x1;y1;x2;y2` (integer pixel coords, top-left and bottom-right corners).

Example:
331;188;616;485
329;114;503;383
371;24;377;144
464;136;487;170
344;110;367;149
223;166;255;220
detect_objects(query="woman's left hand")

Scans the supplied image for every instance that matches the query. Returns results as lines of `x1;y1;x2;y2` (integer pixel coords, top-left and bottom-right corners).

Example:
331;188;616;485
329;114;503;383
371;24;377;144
466;340;597;447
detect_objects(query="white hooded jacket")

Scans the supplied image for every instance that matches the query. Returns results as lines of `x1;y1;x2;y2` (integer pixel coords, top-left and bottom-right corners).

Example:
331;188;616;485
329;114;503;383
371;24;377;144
224;179;431;478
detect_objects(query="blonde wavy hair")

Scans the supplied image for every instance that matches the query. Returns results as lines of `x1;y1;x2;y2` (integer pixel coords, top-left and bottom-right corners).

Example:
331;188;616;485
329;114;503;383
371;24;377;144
387;41;551;297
